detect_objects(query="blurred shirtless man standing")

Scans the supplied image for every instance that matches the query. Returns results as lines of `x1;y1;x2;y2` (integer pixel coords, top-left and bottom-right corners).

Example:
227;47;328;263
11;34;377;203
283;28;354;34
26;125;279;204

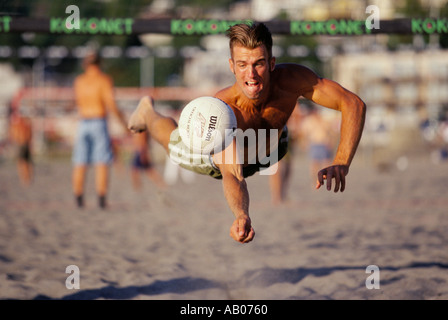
72;53;128;209
9;113;33;186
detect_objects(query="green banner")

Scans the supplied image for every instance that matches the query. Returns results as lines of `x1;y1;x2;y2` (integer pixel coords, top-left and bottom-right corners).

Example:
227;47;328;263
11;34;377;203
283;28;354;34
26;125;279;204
290;20;371;35
412;18;448;34
170;19;251;35
50;17;134;35
0;16;448;36
0;16;11;32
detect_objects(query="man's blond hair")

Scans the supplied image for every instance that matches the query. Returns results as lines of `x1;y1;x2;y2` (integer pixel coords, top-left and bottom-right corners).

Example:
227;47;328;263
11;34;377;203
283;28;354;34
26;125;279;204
226;23;273;59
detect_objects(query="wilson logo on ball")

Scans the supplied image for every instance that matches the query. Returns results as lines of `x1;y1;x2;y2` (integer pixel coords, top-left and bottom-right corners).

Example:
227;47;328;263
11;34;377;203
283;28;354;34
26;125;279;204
178;96;237;155
205;115;218;142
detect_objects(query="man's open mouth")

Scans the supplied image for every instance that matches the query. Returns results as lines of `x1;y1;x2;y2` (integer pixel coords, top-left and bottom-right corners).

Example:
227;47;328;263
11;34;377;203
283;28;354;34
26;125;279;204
246;81;260;87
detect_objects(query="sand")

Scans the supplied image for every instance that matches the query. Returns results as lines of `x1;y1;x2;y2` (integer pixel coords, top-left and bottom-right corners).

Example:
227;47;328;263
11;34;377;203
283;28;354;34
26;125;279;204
1;151;447;301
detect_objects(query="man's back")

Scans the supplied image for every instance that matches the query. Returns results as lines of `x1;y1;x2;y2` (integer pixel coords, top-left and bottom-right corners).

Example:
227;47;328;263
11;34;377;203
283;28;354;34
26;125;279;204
74;65;113;119
10;116;32;145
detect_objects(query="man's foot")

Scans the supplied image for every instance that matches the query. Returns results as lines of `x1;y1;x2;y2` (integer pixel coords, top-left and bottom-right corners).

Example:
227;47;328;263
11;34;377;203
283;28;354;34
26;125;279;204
99;195;107;209
128;96;153;133
75;195;84;208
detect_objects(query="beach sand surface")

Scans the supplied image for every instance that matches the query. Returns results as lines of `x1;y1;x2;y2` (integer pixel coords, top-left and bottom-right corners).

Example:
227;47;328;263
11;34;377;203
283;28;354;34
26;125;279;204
1;152;447;300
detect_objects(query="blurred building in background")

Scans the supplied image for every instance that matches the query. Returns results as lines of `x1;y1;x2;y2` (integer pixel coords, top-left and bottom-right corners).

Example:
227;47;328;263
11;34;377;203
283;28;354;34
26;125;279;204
333;50;448;166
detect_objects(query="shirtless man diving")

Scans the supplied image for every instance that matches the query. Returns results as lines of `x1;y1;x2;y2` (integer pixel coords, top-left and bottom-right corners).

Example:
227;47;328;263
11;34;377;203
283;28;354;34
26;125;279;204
128;22;366;243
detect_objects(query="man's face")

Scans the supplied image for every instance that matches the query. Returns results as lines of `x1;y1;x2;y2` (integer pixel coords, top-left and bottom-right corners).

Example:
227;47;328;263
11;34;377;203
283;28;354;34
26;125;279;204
229;44;275;100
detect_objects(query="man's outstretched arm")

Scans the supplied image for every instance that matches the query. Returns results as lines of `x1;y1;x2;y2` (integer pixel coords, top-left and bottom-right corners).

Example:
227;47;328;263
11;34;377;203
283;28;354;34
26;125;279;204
213;141;255;243
303;76;366;192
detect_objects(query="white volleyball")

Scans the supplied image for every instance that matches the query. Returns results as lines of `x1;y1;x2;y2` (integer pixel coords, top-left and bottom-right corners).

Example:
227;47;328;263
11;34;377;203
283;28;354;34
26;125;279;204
178;96;237;154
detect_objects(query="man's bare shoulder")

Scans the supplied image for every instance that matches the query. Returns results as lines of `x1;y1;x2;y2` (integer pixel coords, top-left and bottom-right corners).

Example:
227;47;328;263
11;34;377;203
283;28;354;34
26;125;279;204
95;70;113;84
74;73;85;82
214;85;234;99
214;86;238;107
272;63;321;93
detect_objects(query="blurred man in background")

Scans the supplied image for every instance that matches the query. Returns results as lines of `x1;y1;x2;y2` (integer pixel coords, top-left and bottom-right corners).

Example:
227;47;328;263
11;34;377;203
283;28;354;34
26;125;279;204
130;130;167;191
300;105;338;188
9;112;33;187
72;52;128;209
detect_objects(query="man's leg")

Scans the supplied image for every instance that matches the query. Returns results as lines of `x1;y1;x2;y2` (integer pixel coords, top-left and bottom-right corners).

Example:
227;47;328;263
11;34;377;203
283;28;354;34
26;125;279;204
17;159;32;186
145;167;167;189
269;165;282;205
73;164;87;207
95;163;109;209
131;167;141;190
128;96;177;153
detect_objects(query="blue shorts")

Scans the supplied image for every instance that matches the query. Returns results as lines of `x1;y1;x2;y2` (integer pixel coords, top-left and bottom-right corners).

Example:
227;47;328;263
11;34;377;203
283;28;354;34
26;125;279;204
309;144;332;161
131;151;153;170
72;118;113;165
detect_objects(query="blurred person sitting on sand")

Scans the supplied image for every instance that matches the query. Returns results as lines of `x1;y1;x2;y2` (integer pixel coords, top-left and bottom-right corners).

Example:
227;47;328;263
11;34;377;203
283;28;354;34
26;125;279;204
131;130;167;191
72;52;128;209
9;111;33;187
128;23;366;243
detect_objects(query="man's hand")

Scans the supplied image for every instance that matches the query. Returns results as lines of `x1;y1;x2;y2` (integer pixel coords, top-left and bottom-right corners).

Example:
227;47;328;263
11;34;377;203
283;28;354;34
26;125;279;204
128;112;147;134
316;164;349;192
128;96;152;133
230;216;255;243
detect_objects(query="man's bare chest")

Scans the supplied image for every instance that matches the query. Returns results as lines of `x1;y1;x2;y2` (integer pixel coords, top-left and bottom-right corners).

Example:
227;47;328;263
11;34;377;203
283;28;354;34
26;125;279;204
237;103;292;132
